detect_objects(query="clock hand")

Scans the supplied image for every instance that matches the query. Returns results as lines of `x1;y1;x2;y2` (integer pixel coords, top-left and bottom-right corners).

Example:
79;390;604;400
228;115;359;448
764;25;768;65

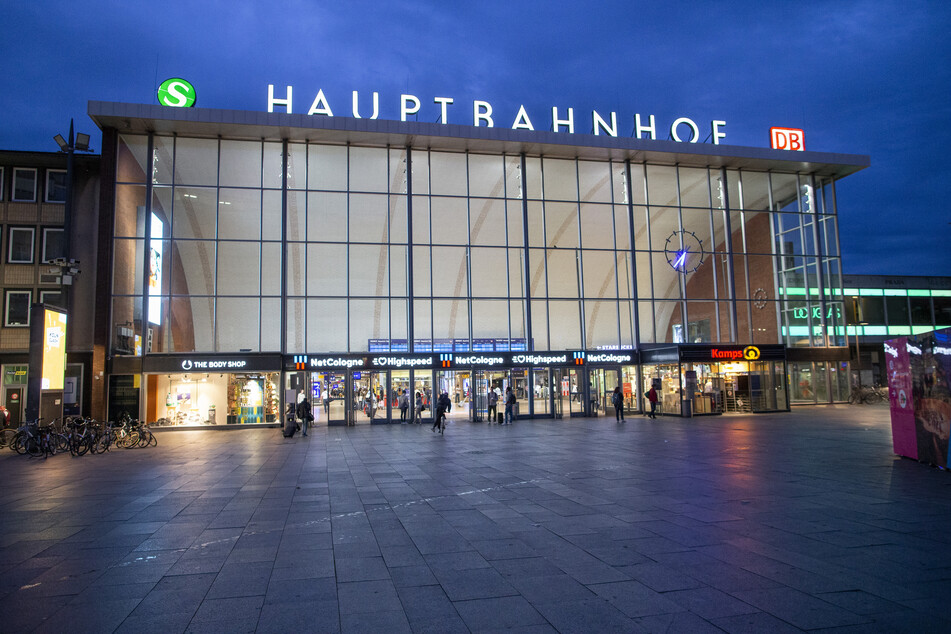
674;251;687;269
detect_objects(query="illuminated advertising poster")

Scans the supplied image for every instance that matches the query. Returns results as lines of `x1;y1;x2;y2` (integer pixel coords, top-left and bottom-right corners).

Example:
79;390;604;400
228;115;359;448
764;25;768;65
885;337;916;460
909;330;951;467
148;213;163;325
41;309;67;390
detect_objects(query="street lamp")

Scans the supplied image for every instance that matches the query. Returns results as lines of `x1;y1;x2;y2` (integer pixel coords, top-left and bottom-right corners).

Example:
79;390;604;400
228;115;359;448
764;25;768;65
52;120;93;308
850;296;869;387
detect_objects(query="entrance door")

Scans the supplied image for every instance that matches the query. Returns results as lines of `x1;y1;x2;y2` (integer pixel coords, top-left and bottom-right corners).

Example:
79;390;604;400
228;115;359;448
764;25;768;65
567;368;586;417
413;370;433;424
589;368;620;417
353;370;388;423
436;370;472;422
551;368;564;419
318;372;348;425
532;368;553;417
5;387;23;426
472;371;489;422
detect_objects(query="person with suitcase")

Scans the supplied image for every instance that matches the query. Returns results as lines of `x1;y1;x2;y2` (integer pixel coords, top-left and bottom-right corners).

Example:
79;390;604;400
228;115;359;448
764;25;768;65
283;402;298;438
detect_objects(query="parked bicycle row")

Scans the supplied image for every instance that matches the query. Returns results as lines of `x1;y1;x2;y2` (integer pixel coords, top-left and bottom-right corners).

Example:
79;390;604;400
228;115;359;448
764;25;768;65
0;415;157;458
848;384;888;404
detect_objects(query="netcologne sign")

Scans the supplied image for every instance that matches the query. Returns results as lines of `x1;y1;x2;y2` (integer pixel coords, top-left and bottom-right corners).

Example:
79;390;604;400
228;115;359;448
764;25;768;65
267;85;728;144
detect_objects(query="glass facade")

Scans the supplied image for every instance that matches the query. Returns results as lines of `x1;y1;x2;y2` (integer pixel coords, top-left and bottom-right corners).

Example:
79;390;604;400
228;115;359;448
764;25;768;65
111;134;846;359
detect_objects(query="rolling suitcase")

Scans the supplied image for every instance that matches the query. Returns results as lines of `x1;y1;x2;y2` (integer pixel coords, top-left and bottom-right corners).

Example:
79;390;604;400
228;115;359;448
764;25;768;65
283;415;298;438
497;412;504;424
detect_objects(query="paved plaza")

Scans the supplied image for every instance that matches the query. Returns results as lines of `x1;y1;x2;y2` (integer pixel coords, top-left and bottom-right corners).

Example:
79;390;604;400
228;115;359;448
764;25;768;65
1;405;949;633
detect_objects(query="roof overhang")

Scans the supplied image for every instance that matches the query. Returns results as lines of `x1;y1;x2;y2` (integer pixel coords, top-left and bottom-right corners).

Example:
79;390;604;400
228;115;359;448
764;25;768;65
89;101;869;179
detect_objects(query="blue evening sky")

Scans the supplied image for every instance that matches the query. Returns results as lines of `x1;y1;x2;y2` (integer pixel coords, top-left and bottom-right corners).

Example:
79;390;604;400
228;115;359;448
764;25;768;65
3;1;949;276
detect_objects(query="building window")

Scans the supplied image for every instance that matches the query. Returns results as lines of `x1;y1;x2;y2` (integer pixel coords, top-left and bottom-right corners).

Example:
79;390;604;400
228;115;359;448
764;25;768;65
12;168;37;202
39;290;64;309
46;170;67;203
0;166;4;201
4;290;31;327
41;228;65;263
7;227;35;264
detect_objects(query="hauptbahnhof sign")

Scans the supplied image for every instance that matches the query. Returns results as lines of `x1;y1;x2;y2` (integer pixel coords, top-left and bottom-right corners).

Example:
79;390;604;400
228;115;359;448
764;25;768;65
265;85;727;144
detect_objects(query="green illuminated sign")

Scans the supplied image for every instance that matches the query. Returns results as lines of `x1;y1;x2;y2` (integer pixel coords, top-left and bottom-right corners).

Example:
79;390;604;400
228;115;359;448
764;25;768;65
157;78;196;108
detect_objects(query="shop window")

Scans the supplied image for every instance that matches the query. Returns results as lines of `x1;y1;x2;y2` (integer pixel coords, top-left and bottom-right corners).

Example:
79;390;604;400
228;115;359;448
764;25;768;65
885;296;909;328
933;297;951;326
12;168;37;202
45;170;67;203
42;228;65;263
4;290;31;327
910;297;933;326
7;227;35;264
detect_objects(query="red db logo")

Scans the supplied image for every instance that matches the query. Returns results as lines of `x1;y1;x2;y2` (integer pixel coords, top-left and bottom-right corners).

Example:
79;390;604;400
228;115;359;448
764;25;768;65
770;127;805;151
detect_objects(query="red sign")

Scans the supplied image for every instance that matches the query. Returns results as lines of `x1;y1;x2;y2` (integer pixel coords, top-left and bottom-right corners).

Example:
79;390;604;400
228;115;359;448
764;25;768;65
711;348;744;360
770;127;805;151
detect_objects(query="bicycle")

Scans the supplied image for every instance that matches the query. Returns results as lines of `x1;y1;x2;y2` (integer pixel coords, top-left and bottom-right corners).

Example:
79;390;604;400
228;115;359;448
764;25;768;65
848;385;884;404
136;422;158;448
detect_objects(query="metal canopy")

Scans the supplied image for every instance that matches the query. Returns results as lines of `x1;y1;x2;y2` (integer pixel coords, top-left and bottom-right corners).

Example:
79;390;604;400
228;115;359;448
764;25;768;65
88;101;869;178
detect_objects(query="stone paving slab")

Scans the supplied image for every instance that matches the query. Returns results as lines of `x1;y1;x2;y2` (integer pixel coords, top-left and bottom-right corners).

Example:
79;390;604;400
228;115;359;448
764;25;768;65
1;404;950;632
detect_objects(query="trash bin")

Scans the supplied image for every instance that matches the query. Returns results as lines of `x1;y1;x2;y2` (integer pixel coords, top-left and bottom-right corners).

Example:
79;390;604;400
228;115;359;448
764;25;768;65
683;399;692;418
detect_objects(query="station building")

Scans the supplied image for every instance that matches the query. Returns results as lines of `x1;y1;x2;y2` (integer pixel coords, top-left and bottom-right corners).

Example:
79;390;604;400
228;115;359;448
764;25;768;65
87;100;869;426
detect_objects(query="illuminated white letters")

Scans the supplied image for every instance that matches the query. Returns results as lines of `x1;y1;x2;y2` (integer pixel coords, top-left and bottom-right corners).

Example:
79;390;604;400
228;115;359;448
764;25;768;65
352;91;379;119
473;100;494;127
592;110;617;136
434;97;454;123
307;89;333;116
634;114;656;140
552;107;574;133
401;94;420;121
711;120;726;145
262;85;728;145
268;84;293;113
511;105;534;131
670;117;700;143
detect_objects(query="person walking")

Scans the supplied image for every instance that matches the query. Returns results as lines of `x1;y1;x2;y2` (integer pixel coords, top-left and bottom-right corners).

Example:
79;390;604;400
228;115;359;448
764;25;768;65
296;396;314;436
399;389;409;423
433;391;451;433
647;385;658;419
504;387;516;425
414;391;423;423
487;388;499;424
612;386;624;422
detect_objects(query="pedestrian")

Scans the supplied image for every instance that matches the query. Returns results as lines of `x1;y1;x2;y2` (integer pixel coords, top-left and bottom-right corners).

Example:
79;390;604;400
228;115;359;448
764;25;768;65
322;388;330;415
414;391;423;423
399;389;409;423
487;387;499;423
433;391;451;433
612;386;624;422
504;386;516;425
296;396;314;436
647;385;658;419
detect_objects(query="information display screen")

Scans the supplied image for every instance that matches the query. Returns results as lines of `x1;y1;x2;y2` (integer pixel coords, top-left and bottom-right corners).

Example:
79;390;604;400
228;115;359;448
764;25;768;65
41;308;67;390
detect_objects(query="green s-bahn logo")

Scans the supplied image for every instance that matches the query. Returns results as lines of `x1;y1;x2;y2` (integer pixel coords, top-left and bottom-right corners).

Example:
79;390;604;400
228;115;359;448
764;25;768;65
157;78;196;108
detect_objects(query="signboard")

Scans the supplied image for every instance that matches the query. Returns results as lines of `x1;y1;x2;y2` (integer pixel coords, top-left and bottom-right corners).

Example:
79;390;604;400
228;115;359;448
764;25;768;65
770;127;805;151
41;308;68;389
143;354;282;374
158;78;197;108
884;338;916;459
147;212;163;325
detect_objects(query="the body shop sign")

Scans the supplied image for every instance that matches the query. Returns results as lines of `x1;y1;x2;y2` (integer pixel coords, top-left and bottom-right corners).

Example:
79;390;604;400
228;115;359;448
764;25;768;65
143;354;281;374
